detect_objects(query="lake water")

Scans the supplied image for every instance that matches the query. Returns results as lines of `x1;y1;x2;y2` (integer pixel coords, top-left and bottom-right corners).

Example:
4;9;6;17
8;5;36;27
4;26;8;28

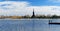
0;19;60;31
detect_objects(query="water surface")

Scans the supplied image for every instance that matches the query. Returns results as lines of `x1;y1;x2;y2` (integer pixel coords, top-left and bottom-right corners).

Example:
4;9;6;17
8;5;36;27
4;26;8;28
0;19;59;31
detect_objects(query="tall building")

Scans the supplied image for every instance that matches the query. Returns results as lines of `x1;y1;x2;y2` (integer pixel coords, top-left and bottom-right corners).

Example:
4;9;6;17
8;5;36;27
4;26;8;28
31;9;35;18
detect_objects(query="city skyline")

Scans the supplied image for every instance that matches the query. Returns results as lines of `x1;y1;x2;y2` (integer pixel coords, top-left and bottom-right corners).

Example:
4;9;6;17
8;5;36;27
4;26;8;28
0;0;60;16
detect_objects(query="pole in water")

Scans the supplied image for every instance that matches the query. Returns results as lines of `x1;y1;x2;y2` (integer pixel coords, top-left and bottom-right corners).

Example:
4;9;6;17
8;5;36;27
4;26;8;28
49;20;52;23
49;20;50;23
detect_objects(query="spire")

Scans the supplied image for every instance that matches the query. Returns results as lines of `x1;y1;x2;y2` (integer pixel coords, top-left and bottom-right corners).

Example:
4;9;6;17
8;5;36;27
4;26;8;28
33;9;35;16
31;9;35;18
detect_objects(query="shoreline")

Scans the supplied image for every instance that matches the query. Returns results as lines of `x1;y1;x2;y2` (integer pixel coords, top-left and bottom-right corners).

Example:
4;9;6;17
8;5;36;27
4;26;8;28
2;18;60;19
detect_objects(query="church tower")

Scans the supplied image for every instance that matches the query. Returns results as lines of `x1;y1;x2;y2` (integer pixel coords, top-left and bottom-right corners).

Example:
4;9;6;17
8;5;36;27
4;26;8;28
31;9;35;18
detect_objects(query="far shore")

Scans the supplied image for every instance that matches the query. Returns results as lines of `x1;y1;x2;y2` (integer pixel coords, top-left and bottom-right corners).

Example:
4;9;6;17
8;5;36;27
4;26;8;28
0;18;60;19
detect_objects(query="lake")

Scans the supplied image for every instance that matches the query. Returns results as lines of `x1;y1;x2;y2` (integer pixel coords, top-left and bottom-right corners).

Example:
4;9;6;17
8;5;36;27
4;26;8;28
0;19;59;31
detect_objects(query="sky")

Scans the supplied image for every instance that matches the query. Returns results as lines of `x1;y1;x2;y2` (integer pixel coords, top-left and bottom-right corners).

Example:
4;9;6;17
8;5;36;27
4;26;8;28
0;0;60;16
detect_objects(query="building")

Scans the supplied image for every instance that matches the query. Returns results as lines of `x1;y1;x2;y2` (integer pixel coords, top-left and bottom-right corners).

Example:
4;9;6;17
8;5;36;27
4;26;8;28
31;9;35;18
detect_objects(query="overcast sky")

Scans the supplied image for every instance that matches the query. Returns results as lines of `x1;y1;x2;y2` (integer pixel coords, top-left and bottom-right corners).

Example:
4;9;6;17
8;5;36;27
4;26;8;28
0;0;60;16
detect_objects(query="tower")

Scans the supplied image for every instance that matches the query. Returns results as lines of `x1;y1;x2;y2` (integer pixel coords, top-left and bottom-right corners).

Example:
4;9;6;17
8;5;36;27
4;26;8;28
31;9;35;18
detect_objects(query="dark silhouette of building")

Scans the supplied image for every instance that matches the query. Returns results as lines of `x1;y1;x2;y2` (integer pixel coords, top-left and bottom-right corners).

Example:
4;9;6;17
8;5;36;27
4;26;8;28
31;9;35;18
